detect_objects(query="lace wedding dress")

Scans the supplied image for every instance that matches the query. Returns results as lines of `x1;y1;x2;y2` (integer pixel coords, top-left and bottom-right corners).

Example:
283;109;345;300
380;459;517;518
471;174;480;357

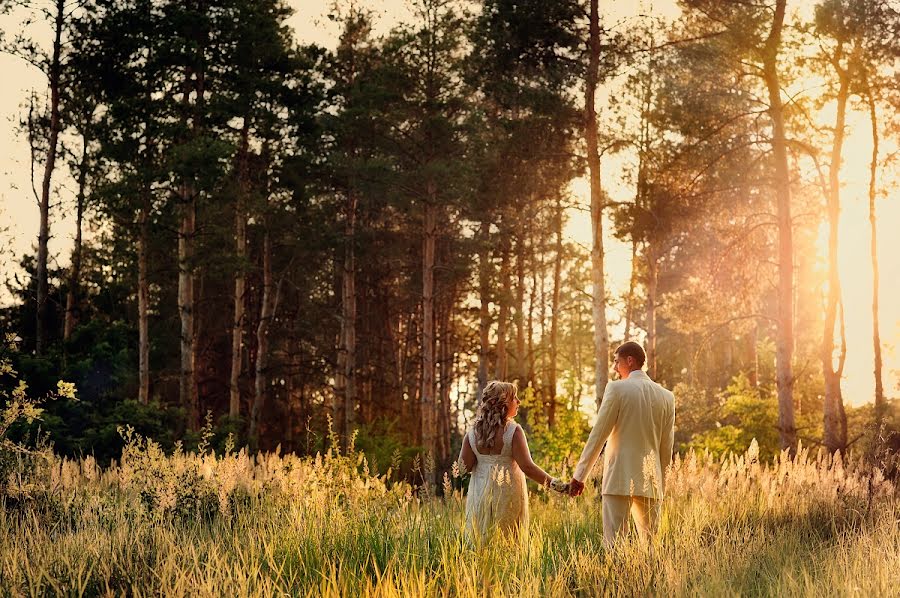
465;420;528;539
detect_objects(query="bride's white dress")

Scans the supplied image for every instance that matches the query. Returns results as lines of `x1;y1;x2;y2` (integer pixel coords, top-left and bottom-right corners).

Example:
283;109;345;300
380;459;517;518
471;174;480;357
465;420;528;539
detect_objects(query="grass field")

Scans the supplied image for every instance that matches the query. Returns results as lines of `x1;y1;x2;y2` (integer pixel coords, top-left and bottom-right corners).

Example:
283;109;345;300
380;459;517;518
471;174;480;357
2;432;898;597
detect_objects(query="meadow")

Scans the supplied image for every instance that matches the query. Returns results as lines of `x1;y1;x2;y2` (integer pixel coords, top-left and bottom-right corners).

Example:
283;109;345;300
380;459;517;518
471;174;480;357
2;429;898;597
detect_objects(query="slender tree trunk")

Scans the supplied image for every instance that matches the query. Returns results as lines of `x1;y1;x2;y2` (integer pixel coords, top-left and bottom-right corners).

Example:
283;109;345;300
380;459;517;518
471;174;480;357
178;32;205;430
527;239;537;386
823;69;849;455
477;220;491;401
548;197;562;427
137;195;151;405
136;52;153;407
585;0;610;407
627;50;653;345
539;232;548;403
646;249;658;378
438;304;452;467
421;197;437;458
749;320;760;389
331;251;345;437
230;122;250;418
624;237;637;340
762;0;797;453
250;228;274;450
397;313;409;404
515;233;526;384
63;134;88;342
178;195;197;427
865;87;885;427
399;312;413;425
495;229;510;380
336;191;358;445
35;0;65;355
285;362;295;451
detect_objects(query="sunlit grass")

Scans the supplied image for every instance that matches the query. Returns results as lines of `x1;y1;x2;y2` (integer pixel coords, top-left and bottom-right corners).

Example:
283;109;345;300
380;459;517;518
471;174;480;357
1;435;898;597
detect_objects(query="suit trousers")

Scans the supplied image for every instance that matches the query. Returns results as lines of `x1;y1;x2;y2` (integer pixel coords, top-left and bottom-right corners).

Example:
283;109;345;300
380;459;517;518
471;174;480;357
601;494;659;549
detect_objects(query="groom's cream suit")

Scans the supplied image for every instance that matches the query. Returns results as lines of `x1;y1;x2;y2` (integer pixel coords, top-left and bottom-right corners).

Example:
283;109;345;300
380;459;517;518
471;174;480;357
573;369;675;547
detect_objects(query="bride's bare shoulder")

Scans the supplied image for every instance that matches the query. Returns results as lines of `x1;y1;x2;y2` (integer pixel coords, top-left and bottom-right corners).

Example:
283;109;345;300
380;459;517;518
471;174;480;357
511;423;528;443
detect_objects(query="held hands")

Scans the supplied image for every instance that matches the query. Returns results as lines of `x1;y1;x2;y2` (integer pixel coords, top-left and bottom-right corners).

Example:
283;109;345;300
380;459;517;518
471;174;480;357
545;477;584;497
568;478;585;497
548;478;570;494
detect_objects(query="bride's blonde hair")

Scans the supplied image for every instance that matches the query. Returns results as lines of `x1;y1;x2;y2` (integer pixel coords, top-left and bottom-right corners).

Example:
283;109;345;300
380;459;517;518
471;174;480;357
472;381;517;450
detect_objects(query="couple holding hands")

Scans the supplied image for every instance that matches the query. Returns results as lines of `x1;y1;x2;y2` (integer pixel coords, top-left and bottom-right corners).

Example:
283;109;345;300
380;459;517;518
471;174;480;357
458;342;676;549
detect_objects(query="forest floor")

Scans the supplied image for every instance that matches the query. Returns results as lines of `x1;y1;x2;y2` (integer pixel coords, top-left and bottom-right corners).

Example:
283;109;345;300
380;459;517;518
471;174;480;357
2;436;898;597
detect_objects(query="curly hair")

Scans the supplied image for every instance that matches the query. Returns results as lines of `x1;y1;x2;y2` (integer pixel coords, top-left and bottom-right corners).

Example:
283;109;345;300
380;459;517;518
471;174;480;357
472;381;517;451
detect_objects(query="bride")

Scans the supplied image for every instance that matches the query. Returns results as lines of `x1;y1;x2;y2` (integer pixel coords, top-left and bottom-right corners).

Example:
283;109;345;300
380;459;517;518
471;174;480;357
458;381;565;540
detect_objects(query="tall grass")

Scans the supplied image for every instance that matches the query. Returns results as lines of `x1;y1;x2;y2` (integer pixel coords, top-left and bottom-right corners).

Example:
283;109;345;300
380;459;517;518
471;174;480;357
2;433;898;597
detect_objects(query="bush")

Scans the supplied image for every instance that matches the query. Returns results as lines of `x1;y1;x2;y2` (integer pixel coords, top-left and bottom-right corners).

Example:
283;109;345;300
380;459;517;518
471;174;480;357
0;333;76;499
687;373;780;461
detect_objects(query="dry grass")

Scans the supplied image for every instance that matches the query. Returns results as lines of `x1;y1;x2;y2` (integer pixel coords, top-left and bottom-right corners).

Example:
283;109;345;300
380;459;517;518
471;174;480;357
1;434;898;597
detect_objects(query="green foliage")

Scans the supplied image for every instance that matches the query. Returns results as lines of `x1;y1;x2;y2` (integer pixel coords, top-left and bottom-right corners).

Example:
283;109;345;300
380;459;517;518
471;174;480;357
518;385;590;474
687;373;781;461
0;334;75;498
9;319;186;464
352;418;421;476
671;381;721;452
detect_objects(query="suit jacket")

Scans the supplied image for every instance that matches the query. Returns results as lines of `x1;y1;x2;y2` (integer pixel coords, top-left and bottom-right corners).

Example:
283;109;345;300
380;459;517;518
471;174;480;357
573;369;675;499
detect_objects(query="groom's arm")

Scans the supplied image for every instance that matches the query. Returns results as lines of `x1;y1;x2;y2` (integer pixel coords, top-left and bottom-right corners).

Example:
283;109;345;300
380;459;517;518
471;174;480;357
572;383;621;483
659;393;675;488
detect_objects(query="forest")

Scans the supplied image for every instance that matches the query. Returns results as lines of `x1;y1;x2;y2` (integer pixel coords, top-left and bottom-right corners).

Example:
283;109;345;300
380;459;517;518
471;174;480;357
3;1;900;595
2;0;899;484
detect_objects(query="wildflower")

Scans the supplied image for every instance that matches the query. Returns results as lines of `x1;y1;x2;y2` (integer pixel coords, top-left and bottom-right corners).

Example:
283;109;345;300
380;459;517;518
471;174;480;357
747;438;760;465
642;451;661;498
56;380;78;400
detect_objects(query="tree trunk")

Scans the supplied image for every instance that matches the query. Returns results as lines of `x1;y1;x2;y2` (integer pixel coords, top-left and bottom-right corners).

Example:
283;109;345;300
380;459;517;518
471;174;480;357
548;197;563;427
336;191;358;446
421;197;437;458
865;87;885;427
178;193;198;428
823;69;849;454
284;362;295;451
539;231;548;407
495;229;510;380
230;122;249;418
437;304;452;467
527;239;538;386
624;237;637;340
63;133;88;342
646;250;658;378
477;221;491;401
515;233;526;384
250;228;274;450
137;195;150;405
762;0;797;453
585;0;610;407
178;33;204;430
35;0;65;355
627;49;653;345
749;320;760;389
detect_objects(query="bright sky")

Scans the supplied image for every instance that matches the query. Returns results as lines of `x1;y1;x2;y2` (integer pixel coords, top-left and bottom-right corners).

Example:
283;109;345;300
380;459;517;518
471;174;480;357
1;0;896;407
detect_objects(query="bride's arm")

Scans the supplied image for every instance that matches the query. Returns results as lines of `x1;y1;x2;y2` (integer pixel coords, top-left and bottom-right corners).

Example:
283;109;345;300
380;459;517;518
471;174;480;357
459;434;477;473
511;426;552;486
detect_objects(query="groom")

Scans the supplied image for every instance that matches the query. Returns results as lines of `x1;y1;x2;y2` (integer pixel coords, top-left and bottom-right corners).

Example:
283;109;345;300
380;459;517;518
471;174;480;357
568;341;675;549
